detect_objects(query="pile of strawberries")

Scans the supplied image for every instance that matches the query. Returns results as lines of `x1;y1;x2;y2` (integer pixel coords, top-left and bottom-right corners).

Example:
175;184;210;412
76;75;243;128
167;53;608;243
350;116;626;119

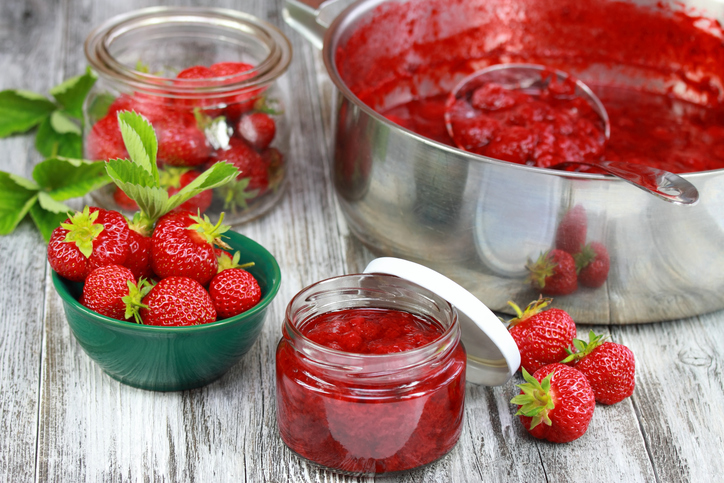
526;205;610;296
86;61;283;213
47;206;261;326
507;298;635;443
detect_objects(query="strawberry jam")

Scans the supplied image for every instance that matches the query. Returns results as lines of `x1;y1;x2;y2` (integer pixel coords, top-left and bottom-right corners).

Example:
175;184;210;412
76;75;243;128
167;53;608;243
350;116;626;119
276;274;466;475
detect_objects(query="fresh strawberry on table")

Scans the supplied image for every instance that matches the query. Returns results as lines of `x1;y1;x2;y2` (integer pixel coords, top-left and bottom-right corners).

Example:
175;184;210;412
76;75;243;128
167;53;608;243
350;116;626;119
555;204;587;254
507;297;577;373
574;242;610;288
526;249;578;296
47;206;131;281
511;364;596;443
151;211;230;286
562;331;636;404
80;264;152;322
140;276;217;326
208;251;260;319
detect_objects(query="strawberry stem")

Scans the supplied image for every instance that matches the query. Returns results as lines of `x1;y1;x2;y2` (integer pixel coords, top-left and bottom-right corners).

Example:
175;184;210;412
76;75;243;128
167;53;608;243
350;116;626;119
188;211;232;249
507;296;552;329
561;330;608;363
511;368;556;429
122;278;154;324
61;206;103;258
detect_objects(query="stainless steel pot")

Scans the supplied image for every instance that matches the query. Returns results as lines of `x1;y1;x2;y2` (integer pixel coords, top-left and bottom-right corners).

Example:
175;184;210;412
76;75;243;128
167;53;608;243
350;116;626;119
284;0;724;324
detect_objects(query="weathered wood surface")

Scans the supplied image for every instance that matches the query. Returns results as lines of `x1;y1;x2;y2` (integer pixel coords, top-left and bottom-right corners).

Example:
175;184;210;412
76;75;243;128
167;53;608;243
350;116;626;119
0;0;722;481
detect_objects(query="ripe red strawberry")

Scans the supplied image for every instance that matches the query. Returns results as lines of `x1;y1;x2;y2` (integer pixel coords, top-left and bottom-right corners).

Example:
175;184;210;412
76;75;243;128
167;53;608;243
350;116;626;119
507;298;577;373
511;364;595;443
140;276;217;326
113;187;138;211
555;205;587;254
562;331;635;404
80;265;152;322
177;65;214;79
237;112;276;150
151;211;230;285
208;251;259;318
166;169;213;213
526;249;578;296
47;206;131;281
85;115;128;161
214;137;269;194
211;62;260;120
574;242;610;288
124;229;154;280
156;110;211;167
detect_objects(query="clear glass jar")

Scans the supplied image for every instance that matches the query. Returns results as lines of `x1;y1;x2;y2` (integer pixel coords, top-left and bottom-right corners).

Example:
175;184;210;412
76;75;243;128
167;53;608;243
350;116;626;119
276;274;467;475
83;7;292;224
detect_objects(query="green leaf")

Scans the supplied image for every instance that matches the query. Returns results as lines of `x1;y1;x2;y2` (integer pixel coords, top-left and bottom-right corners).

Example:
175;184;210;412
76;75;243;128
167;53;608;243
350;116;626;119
118;183;169;222
9;174;39;191
32;157;111;200
49;68;97;120
87;92;116;122
29;203;69;243
104;158;158;188
49;110;82;135
117;111;158;183
0;90;56;137
0;173;38;235
35;117;83;158
37;192;72;213
165;161;239;213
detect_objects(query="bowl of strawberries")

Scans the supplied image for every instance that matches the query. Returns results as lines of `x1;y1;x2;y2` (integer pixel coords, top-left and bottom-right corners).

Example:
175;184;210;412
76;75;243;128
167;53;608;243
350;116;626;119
49;112;281;391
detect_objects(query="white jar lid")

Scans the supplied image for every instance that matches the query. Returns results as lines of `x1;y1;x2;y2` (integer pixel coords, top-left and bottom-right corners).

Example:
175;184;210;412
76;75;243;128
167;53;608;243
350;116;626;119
363;257;521;386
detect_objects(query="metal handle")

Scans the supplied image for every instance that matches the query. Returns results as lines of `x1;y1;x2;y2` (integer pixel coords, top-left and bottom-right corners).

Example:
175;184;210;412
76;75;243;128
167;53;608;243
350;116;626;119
282;0;353;49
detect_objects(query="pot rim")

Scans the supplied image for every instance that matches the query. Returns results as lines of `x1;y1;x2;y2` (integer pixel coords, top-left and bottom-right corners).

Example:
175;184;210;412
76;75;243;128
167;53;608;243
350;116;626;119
320;0;717;181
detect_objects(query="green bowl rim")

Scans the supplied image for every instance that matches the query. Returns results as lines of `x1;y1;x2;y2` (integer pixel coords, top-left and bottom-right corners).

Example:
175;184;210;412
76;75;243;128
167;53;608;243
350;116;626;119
51;230;282;334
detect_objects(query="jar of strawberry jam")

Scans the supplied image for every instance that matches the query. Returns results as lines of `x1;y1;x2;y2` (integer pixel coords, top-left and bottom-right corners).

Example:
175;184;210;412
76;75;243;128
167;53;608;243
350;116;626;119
276;272;467;475
83;7;292;224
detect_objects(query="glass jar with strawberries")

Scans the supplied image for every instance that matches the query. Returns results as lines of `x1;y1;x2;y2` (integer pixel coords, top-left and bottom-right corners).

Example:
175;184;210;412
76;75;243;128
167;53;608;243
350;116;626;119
83;7;292;224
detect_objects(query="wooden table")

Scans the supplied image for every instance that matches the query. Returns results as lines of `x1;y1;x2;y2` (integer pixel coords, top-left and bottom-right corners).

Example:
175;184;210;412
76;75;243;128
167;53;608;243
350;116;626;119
1;0;722;481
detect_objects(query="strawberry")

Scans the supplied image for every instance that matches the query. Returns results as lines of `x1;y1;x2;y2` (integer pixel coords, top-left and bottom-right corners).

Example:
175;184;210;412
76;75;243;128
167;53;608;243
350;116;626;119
511;364;595;443
526;249;578;296
215;137;269;193
574;242;610;288
211;62;260;120
562;331;635;405
124;229;154;281
165;169;213;213
113;187;139;211
80;265;152;322
507;298;577;374
150;211;230;285
177;65;214;79
156;110;211;167
237;112;276;150
555;205;587;254
208;251;259;318
47;206;131;281
140;276;217;326
85;115;128;161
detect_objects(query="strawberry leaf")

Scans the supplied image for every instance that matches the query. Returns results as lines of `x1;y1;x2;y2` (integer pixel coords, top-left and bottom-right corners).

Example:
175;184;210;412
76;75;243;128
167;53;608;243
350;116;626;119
0;173;38;235
117;111;159;184
164;161;239;213
35;117;83;158
37;192;72;214
104;158;157;188
86;93;116;122
0;90;56;137
49;68;97;121
49;110;82;135
29;203;69;243
32;157;112;201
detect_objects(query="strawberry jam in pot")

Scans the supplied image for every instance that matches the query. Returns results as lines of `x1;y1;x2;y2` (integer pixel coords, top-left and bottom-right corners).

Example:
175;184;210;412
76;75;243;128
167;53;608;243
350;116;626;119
84;7;292;223
276;274;466;475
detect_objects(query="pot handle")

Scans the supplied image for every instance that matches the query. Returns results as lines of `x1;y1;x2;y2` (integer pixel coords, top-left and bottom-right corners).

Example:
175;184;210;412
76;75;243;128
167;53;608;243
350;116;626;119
282;0;354;49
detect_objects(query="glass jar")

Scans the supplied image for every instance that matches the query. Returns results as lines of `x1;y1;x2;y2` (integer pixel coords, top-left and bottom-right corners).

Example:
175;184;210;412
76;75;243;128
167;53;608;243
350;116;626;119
276;274;467;475
83;7;292;224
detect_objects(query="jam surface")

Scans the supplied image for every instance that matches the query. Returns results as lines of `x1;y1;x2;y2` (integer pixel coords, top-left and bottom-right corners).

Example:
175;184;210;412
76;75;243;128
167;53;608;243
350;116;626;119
301;307;444;354
337;0;724;174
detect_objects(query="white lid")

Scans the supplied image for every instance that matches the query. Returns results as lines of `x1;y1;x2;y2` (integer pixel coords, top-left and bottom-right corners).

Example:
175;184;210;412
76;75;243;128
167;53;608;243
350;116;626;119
363;257;521;386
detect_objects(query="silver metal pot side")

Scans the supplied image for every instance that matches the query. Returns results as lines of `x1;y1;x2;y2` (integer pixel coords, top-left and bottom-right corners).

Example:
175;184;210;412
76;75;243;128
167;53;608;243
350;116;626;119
285;0;724;324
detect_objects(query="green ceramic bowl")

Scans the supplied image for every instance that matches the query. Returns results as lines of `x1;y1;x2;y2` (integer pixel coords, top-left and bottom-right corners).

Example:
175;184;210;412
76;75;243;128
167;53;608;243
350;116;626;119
52;230;281;391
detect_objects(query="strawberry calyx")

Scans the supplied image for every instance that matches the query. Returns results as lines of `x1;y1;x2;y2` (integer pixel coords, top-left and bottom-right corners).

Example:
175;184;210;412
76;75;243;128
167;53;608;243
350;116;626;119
525;251;557;289
561;330;608;364
122;278;154;324
511;368;556;429
61;206;104;258
217;250;255;273
187;211;232;249
159;167;192;190
220;178;259;212
573;243;597;274
127;212;152;238
507;296;553;329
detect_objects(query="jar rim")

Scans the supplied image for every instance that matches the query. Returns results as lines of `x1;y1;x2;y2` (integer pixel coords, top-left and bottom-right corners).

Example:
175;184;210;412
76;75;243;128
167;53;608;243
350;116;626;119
283;273;461;376
84;6;292;98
